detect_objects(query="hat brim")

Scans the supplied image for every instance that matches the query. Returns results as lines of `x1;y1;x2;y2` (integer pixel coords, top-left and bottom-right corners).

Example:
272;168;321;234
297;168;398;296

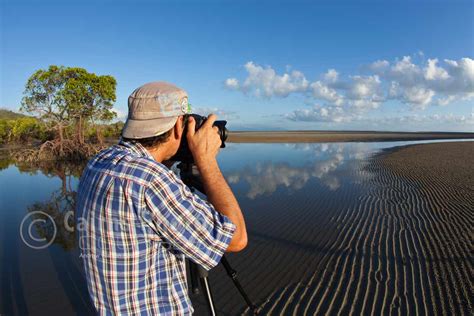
121;116;178;139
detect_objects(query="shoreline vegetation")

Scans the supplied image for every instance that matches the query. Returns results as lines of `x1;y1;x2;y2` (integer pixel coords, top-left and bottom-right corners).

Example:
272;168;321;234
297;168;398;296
0;117;121;163
0;65;122;162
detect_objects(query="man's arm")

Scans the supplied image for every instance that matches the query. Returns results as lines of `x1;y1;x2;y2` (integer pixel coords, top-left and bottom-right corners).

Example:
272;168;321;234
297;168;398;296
187;114;248;252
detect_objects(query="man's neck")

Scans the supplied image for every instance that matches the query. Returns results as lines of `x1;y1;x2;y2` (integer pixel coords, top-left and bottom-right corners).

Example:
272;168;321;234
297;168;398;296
146;144;172;163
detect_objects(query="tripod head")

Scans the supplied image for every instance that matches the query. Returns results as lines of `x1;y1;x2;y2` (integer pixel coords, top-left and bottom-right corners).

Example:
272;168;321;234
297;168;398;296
176;161;204;193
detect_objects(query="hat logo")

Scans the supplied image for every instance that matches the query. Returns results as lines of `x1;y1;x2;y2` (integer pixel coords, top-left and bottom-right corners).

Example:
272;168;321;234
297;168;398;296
181;98;189;113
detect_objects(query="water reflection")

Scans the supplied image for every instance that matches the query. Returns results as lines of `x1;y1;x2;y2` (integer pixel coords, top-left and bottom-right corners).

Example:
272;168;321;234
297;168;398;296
225;143;375;199
27;189;76;250
227;154;343;198
5;160;85;250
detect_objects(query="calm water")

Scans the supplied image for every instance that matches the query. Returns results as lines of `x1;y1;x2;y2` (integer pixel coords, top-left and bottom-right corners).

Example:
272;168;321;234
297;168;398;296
0;140;470;315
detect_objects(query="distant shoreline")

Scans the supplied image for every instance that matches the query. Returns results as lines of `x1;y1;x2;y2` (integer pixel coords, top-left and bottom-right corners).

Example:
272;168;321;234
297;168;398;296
227;131;474;143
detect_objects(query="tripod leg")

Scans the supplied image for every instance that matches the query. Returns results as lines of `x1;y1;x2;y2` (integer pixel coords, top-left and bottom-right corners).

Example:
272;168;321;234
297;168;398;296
189;261;200;295
221;256;258;314
187;260;217;315
200;276;217;316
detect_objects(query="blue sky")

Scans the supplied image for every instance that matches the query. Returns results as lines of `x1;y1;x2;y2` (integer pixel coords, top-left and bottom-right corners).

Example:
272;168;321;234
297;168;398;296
1;0;473;131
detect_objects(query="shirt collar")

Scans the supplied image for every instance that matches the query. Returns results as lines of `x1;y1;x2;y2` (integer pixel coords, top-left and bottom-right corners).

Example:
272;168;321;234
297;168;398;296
118;138;154;160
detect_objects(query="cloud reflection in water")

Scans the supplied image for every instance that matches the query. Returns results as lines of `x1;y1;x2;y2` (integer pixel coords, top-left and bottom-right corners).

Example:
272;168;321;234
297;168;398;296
226;143;374;199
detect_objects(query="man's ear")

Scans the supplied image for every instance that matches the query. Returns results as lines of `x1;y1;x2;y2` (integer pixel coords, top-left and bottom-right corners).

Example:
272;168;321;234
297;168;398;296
174;116;183;139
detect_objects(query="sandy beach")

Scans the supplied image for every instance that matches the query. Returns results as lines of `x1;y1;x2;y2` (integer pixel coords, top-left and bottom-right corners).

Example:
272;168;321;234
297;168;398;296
190;141;473;315
228;131;474;143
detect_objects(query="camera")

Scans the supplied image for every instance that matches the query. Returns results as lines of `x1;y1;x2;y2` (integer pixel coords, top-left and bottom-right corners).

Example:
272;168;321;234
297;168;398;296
170;113;228;162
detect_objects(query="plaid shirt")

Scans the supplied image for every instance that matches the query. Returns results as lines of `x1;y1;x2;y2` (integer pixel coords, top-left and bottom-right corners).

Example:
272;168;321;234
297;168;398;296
76;140;236;315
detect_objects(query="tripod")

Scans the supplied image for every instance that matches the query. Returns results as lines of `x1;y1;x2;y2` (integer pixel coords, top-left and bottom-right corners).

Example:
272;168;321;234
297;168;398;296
177;162;257;315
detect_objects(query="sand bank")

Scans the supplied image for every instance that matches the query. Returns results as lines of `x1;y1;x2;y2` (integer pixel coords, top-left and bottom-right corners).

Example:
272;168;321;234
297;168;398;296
228;131;474;143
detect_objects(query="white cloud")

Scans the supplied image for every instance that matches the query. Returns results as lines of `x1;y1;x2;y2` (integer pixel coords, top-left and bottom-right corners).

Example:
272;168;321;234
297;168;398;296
389;56;422;86
285;105;354;123
346;75;380;99
345;75;384;109
112;107;127;120
225;56;474;121
389;82;435;109
310;81;343;105
352;112;472;128
372;56;474;108
442;58;474;94
424;58;450;81
436;95;457;106
224;78;239;90
233;61;309;98
192;106;240;120
286;102;473;127
323;69;339;83
372;113;474;127
368;60;390;72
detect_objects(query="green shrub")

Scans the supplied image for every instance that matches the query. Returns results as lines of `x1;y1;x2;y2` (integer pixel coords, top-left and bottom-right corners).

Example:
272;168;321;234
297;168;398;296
11;117;44;142
0;119;14;144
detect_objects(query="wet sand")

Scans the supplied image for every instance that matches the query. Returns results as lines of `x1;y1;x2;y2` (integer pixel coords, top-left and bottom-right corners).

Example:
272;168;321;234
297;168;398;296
192;141;473;315
351;141;473;315
228;131;474;143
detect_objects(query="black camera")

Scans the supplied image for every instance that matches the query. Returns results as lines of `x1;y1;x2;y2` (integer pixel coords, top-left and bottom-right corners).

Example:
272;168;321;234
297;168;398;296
170;113;228;162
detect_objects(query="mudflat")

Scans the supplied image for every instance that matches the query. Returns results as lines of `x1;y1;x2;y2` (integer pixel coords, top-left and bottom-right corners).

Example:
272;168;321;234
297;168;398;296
366;141;474;315
228;131;474;143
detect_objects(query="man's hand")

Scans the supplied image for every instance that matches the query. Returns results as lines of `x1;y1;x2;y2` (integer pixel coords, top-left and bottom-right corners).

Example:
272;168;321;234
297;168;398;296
185;113;247;252
186;114;221;166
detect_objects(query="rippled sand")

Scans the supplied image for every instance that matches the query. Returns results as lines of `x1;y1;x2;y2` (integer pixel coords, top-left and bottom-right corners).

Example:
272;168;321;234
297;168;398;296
191;141;473;315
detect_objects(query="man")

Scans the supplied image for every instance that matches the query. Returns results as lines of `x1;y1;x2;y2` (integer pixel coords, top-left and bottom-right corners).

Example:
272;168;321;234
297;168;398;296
76;82;247;315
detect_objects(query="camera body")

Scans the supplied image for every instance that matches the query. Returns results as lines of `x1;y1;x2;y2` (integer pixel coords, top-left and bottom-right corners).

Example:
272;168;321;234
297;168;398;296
170;113;228;163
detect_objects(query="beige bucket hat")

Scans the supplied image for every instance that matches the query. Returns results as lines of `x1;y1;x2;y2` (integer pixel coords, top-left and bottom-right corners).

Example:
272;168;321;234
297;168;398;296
121;81;189;139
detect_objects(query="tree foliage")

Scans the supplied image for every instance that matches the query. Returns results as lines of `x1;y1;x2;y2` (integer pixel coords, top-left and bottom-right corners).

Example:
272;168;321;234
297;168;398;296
0;117;48;144
17;65;118;159
21;65;116;136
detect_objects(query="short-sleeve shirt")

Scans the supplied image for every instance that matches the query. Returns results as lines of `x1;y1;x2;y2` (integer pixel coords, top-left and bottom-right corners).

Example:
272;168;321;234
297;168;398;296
76;140;236;315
